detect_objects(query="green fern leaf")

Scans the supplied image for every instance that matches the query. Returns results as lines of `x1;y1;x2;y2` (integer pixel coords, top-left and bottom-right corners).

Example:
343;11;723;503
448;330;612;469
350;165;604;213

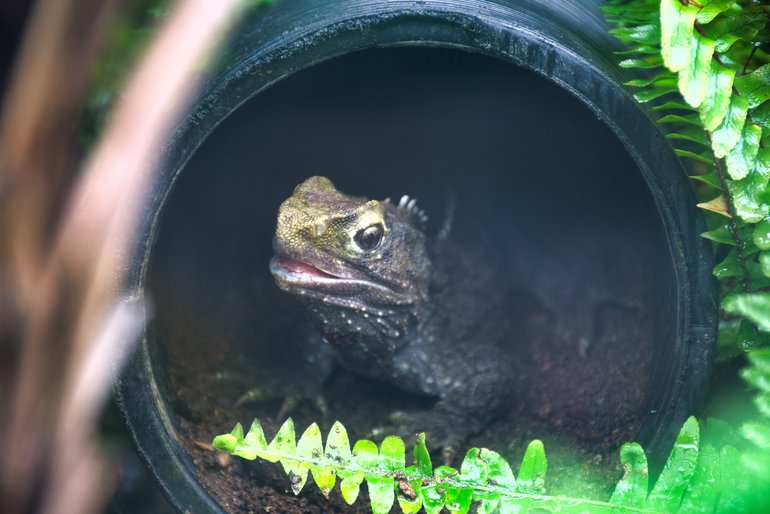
620;57;664;69
711;94;749;158
751;102;770;130
702;12;768;53
702;224;737;245
666;128;709;145
658;113;703;126
689;171;722;190
678;444;721;514
723;292;770;331
610;443;648;508
695;0;734;25
714;250;742;279
699;61;735;131
675;148;714;164
661;0;698;72
625;73;677;88
318;421;350;497
652;100;697;111
756;219;770;250
610;24;661;45
678;32;717;107
743;349;770;391
516;439;546;493
734;64;770;109
725;123;762;180
645;417;700;513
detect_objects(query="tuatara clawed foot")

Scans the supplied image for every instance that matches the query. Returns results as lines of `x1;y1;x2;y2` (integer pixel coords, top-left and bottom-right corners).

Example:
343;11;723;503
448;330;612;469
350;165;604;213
235;386;328;421
370;409;467;465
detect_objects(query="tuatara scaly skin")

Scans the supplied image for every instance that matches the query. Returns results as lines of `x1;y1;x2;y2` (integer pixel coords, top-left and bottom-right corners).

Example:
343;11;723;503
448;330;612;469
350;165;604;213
269;176;513;453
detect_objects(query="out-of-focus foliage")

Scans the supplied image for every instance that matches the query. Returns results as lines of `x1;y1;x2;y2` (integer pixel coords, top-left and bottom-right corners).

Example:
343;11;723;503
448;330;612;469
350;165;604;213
78;0;169;149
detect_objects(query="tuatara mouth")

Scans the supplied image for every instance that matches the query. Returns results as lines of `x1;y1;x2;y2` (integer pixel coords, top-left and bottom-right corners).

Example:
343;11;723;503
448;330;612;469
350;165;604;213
269;256;341;282
269;255;393;295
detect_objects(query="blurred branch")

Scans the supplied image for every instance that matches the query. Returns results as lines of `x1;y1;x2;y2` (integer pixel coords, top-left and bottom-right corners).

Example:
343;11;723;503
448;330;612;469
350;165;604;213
0;0;244;513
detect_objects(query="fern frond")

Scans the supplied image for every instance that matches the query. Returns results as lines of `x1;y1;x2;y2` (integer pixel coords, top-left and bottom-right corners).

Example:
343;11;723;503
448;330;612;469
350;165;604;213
608;0;770;359
212;416;766;513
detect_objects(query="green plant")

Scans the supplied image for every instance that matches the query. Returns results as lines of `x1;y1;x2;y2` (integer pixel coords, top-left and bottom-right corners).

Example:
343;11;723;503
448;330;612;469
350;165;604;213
213;414;770;513
603;0;770;510
604;0;770;359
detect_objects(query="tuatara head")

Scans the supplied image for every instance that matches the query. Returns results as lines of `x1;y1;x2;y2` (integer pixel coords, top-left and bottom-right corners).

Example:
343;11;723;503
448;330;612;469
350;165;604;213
270;176;431;340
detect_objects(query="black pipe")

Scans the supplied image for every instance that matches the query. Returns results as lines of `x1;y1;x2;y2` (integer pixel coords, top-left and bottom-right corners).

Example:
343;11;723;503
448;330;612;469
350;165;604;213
115;1;717;512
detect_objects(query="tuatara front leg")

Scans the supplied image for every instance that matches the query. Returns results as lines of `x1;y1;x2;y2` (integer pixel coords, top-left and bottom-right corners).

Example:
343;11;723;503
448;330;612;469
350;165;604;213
236;331;336;420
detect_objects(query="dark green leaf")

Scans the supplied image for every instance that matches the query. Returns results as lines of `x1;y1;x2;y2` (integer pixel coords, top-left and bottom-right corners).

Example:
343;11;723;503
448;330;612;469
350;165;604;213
751;102;770;130
714;250;741;278
702;224;737;245
609;443;648;508
696;0;734;24
734;64;770;109
699;61;736;131
676;148;715;164
625;71;677;88
619;57;664;69
634;87;678;102
653;101;697;111
701;12;768;53
610;23;661;45
614;45;660;56
711;94;749;158
761;251;770;278
660;113;705;126
645;417;700;512
667;127;709;145
717;319;741;361
661;0;699;71
690;171;722;189
737;319;767;353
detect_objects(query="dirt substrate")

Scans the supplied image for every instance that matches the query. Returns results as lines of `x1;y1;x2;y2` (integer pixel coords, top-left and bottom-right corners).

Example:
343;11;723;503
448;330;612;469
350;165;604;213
153;266;652;513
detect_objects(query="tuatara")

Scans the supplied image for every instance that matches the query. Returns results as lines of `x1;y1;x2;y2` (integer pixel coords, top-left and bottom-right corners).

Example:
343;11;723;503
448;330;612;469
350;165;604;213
269;176;514;455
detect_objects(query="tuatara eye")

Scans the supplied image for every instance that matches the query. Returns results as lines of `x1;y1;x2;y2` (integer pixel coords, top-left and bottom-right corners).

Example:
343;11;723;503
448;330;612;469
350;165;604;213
354;223;384;251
